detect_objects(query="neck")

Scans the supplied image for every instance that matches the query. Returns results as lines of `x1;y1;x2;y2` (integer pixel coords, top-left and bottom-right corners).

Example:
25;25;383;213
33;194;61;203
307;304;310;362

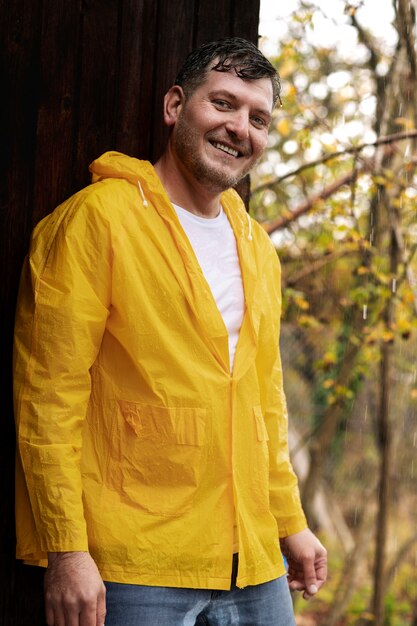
154;148;223;219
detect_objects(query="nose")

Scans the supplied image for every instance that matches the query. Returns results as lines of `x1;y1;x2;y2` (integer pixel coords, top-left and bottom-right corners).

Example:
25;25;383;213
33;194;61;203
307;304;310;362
225;111;250;141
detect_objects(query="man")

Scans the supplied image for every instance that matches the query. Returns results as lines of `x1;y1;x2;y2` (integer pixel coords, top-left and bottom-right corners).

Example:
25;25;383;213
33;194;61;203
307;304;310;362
14;38;327;626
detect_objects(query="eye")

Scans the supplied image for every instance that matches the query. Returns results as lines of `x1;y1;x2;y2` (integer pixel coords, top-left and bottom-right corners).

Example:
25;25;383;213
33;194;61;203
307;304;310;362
213;99;232;110
251;115;268;128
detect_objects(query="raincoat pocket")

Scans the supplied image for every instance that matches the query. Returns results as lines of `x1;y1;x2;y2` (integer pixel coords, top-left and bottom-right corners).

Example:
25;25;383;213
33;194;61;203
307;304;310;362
107;401;207;516
251;405;271;512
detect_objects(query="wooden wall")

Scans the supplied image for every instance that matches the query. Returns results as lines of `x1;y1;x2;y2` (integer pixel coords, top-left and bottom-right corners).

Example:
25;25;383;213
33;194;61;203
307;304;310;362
0;0;260;623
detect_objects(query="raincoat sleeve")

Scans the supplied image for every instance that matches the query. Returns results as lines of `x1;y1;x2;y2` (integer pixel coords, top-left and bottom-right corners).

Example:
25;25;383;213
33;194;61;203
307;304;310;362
257;241;308;538
13;192;111;552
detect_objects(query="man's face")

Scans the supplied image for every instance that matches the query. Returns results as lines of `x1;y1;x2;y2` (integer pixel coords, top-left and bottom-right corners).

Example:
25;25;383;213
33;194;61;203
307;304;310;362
169;69;273;193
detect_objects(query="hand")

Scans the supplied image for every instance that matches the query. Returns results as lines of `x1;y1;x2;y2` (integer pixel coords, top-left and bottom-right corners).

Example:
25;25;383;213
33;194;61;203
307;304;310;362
44;551;106;626
280;528;327;600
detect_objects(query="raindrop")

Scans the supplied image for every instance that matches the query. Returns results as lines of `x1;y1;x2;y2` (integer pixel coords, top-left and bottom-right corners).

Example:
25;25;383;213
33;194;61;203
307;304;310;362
392;278;397;293
413;370;417;384
364;404;368;422
363;304;368;320
413;431;417;447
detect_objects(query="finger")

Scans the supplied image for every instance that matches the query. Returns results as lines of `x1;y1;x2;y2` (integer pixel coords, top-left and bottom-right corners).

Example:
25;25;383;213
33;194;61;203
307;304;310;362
52;607;67;626
288;579;306;592
301;554;318;595
287;566;305;579
315;570;327;590
315;557;328;587
96;585;107;626
45;601;55;626
79;603;99;626
65;602;83;626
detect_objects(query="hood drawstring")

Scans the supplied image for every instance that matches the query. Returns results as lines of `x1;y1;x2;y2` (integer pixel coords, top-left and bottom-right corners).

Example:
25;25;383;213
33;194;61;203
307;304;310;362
246;211;253;241
137;180;148;207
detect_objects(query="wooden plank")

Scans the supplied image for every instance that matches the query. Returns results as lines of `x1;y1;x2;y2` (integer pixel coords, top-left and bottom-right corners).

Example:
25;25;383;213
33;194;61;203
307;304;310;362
231;0;260;39
193;1;232;46
32;0;82;225
73;0;120;188
12;563;45;626
0;2;46;623
150;0;195;161
115;0;158;159
231;0;260;40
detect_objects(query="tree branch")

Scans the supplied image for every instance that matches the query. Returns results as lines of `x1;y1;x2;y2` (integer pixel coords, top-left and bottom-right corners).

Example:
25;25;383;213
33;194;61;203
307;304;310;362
284;248;359;287
263;169;359;235
252;130;417;196
384;532;417;594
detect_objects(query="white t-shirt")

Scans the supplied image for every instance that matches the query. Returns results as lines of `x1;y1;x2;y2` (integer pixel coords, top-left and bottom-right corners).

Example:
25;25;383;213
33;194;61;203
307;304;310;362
173;204;245;372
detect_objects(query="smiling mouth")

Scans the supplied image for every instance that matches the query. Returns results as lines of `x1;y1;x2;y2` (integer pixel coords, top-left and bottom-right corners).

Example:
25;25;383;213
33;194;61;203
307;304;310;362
211;141;240;158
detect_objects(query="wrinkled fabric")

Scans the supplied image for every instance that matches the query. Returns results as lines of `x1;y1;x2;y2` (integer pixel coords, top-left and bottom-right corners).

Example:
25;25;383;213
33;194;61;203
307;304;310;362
13;151;307;590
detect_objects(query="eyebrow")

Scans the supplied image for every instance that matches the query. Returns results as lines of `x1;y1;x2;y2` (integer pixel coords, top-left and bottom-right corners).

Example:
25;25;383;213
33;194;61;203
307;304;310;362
208;89;272;122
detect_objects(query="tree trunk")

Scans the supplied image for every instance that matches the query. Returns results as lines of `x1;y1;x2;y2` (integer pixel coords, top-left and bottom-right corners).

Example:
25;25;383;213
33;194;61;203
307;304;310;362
371;340;393;624
371;221;399;624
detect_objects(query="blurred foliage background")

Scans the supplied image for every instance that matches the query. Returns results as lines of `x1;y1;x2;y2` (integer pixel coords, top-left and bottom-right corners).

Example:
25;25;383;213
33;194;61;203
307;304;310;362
254;1;417;624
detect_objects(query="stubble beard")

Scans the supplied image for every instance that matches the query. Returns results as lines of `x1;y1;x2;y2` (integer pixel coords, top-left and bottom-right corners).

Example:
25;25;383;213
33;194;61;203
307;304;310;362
174;115;256;193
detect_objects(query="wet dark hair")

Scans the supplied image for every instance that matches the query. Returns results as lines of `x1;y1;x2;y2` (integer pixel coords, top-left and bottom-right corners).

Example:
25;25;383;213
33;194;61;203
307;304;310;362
174;37;281;108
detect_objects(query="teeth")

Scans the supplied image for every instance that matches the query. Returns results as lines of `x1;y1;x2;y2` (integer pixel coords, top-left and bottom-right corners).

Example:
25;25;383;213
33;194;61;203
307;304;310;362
213;142;239;157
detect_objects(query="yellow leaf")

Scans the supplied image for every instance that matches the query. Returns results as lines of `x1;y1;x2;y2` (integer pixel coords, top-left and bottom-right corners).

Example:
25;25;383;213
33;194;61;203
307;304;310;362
298;315;320;328
285;84;297;99
382;330;395;343
397;319;411;333
394;117;415;130
294;295;310;310
402;289;415;304
411;389;417;399
350;231;363;242
323;379;335;389
276;117;293;137
279;59;298;78
323;352;337;365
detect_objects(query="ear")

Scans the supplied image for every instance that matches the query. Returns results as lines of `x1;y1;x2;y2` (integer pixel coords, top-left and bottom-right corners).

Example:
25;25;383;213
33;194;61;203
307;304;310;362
163;86;185;127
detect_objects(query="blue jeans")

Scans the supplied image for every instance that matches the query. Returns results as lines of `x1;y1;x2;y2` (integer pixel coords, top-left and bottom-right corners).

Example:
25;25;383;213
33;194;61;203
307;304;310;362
104;558;295;625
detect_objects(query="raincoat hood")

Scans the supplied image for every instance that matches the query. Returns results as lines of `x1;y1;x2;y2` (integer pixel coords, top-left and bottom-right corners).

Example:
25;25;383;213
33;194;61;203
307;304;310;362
90;150;141;183
90;150;253;240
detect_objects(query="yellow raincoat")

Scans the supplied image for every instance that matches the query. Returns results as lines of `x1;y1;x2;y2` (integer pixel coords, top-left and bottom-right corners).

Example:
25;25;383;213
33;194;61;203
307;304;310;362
14;151;306;590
